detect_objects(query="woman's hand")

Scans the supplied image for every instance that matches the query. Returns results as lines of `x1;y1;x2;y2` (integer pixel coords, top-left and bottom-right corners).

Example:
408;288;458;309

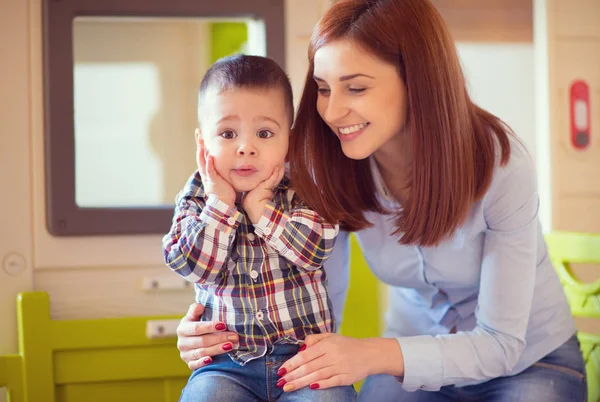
277;334;404;392
176;303;239;370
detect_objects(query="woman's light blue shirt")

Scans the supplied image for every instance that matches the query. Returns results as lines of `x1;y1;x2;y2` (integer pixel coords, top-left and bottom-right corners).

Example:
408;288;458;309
323;138;576;392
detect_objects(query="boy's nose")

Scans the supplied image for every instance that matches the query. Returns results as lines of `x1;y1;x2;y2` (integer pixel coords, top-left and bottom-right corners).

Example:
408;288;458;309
237;143;257;156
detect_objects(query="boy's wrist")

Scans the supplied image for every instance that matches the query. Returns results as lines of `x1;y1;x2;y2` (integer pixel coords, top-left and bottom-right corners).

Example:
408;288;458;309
246;199;268;224
207;193;235;207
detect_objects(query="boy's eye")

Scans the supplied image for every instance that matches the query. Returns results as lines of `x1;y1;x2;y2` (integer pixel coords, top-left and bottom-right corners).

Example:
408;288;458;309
257;130;274;139
220;130;236;139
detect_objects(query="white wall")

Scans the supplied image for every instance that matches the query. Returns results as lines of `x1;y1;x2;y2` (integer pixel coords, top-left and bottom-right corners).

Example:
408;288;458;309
458;43;536;158
457;43;550;233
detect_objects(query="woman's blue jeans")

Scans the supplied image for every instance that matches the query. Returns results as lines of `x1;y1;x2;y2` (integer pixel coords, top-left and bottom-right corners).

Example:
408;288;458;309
358;334;587;402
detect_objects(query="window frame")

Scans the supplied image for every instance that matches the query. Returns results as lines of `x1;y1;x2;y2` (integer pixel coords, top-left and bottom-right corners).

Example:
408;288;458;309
43;0;285;236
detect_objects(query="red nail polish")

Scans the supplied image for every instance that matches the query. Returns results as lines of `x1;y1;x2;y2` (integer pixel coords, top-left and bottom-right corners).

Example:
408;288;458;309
222;343;233;351
310;383;320;390
276;379;286;388
203;357;212;365
215;323;226;331
299;344;307;352
277;367;287;377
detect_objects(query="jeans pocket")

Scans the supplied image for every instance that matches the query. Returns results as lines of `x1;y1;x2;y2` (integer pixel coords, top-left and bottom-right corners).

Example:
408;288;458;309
534;335;586;376
531;361;585;380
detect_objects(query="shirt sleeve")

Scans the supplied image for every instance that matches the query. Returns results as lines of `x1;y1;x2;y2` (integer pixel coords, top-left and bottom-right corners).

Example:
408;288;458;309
162;172;242;284
253;192;339;271
324;230;351;328
398;146;539;391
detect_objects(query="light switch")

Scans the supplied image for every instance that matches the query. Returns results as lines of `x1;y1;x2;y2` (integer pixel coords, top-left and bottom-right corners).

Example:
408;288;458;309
142;275;193;292
146;319;180;339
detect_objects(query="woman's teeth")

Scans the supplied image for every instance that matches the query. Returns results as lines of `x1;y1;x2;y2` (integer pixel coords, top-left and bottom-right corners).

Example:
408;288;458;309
339;123;368;135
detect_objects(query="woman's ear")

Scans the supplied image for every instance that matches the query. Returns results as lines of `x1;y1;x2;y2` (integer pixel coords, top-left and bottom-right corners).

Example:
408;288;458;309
194;128;202;146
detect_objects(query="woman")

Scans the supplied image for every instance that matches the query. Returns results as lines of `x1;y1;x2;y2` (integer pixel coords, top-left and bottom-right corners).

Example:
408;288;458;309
175;0;587;400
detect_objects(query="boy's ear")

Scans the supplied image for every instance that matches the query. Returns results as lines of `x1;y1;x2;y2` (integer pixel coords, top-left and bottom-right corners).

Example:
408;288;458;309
194;128;202;145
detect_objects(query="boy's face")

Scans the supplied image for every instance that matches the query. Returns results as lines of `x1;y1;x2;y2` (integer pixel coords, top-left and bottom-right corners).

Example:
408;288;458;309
196;87;290;193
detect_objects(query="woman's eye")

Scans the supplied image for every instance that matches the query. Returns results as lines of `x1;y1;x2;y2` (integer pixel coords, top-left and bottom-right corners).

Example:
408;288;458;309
317;88;331;96
349;87;366;94
220;130;236;139
257;130;274;139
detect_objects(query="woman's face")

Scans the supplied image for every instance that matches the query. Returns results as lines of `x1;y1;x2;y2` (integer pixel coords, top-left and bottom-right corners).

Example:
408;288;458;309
313;39;408;160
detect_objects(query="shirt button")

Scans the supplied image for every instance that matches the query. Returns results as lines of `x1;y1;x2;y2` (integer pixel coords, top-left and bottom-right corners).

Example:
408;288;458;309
250;270;259;279
226;217;236;225
256;311;264;320
247;233;256;242
262;227;271;236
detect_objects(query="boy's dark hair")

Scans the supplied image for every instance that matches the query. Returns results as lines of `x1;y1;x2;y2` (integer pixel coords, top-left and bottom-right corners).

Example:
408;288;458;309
198;54;294;126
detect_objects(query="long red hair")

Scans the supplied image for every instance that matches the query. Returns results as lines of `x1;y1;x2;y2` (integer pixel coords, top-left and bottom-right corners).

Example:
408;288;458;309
289;0;512;246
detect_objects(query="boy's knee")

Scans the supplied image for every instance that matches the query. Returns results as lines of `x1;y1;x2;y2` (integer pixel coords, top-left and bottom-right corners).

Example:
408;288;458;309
180;374;251;402
293;385;357;402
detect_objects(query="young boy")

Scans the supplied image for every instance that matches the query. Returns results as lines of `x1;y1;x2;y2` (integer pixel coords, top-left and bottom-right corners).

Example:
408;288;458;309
162;55;356;401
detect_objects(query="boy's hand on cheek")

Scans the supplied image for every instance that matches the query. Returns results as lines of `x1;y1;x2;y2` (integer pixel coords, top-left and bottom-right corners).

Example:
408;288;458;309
196;141;236;206
242;166;284;224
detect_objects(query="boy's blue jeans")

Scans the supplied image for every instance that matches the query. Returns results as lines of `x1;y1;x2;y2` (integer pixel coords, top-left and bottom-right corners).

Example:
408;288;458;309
179;344;357;401
358;334;587;402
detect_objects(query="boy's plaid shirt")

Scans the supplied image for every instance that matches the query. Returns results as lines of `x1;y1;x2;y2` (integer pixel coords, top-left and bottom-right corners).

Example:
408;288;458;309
162;172;339;365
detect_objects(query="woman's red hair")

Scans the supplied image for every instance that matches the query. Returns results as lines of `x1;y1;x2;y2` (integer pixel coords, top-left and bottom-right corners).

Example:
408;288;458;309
289;0;512;246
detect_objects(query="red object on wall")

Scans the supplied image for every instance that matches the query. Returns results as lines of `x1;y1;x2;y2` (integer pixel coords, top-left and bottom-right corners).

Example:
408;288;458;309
570;80;591;150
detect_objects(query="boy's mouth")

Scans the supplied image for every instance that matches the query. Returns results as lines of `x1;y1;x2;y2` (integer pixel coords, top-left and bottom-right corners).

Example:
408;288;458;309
234;165;258;177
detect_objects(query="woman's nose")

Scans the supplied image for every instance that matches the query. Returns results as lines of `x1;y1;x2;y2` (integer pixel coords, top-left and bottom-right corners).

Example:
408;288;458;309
324;93;349;123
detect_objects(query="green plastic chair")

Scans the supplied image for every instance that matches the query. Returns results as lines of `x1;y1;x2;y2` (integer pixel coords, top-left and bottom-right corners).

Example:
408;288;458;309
0;354;24;402
546;231;600;402
579;332;600;402
339;234;383;391
341;234;382;339
14;292;189;402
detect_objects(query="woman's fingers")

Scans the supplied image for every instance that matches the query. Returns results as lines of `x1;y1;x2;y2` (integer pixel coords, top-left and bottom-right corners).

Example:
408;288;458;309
182;303;204;323
304;333;332;347
180;333;238;370
278;333;331;375
177;319;227;338
282;363;341;392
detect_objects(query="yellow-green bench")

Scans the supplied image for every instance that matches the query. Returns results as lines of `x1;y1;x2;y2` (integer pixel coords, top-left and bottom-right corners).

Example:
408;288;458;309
0;292;189;402
546;231;600;402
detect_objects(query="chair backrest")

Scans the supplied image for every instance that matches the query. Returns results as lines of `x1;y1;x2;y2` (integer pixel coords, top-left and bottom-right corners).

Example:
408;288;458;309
545;231;600;402
16;292;189;402
545;231;600;317
0;354;24;402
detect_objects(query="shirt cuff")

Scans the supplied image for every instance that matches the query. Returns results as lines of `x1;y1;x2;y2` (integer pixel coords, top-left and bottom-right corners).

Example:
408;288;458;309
396;336;444;392
254;200;288;242
199;195;242;235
